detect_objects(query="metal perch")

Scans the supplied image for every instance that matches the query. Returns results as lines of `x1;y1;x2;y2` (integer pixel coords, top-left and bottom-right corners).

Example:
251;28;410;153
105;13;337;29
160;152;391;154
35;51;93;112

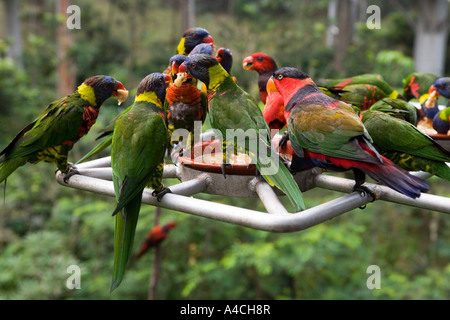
56;152;450;233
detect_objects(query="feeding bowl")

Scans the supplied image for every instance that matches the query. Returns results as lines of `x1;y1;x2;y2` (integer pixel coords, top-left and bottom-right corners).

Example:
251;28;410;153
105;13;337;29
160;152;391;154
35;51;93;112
176;137;317;197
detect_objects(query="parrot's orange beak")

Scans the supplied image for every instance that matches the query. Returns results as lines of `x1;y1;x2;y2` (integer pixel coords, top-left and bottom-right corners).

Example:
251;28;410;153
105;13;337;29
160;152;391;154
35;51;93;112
112;81;129;105
266;76;278;94
215;49;224;63
242;56;254;70
202;35;215;50
429;84;441;97
164;74;173;87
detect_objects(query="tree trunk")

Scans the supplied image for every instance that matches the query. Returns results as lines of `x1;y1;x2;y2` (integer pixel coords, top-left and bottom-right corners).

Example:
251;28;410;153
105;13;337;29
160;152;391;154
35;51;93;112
56;0;76;97
4;0;23;68
332;0;352;74
413;0;449;76
180;0;196;32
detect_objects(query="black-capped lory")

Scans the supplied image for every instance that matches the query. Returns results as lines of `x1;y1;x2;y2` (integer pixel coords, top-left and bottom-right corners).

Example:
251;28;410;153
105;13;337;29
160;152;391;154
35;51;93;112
110;73;171;292
178;54;306;212
242;52;278;104
0;76;128;183
268;67;429;199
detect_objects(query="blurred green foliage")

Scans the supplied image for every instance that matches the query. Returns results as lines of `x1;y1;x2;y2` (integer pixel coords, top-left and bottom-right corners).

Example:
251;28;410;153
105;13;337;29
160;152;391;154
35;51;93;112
0;0;449;300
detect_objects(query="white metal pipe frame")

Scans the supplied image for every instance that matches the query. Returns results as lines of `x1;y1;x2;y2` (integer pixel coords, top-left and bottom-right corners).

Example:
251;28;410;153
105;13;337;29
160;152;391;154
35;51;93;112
56;155;450;233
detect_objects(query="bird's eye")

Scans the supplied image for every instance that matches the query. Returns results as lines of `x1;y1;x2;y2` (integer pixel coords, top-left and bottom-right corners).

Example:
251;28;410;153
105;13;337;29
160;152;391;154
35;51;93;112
256;56;264;62
104;84;112;90
191;63;197;69
193;34;198;39
276;74;284;80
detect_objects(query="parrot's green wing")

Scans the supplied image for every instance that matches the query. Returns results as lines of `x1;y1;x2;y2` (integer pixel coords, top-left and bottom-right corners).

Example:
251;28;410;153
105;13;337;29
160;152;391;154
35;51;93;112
2;96;85;160
361;110;450;162
288;101;378;164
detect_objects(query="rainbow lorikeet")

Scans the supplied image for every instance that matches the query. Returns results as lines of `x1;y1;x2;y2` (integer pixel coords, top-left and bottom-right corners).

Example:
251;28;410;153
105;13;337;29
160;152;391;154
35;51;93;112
432;107;450;135
361;108;450;182
178;54;306;212
316;73;402;99
0;75;128;183
402;72;439;101
268;67;429;199
110;73;171;292
430;77;450;134
176;27;214;56
215;47;233;74
369;98;419;125
166;54;208;151
326;83;388;111
135;221;177;260
242;52;278;104
188;42;214;56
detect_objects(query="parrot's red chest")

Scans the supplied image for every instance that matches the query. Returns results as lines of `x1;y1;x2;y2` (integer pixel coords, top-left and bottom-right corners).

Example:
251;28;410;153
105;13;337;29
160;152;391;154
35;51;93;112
79;106;100;137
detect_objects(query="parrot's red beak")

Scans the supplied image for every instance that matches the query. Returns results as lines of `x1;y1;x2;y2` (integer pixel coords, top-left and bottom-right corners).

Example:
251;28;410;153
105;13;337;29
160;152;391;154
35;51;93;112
242;56;254;70
202;35;215;49
266;76;278;94
164;74;173;87
171;61;180;75
112;81;128;105
429;84;441;97
215;49;224;62
178;63;188;74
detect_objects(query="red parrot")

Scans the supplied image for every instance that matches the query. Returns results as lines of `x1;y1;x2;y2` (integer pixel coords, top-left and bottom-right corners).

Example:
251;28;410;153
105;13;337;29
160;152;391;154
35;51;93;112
263;90;287;134
267;67;429;199
135;221;177;259
242;52;278;104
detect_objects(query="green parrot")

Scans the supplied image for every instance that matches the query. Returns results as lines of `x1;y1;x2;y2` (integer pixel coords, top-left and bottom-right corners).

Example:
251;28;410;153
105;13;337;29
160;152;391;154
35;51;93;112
361;108;450;181
402;72;439;101
317;73;402;100
178;54;306;212
110;73;172;292
369;97;419;125
0;75;128;183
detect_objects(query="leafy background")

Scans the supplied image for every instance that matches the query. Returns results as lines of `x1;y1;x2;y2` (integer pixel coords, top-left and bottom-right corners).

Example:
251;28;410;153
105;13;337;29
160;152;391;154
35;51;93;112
0;0;449;299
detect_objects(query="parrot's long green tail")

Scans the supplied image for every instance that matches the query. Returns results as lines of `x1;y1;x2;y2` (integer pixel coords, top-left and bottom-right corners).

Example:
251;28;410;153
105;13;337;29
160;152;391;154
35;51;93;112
247;143;305;212
110;196;141;293
0;158;25;184
75;135;113;164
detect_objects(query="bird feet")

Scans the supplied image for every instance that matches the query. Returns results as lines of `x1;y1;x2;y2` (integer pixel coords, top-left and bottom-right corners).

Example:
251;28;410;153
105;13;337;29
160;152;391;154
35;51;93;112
152;187;172;202
221;163;233;178
62;163;79;184
352;184;378;209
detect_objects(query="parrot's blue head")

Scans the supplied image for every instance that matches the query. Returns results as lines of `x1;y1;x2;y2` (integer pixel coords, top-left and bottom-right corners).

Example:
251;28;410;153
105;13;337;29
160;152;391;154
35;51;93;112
215;47;233;74
179;54;220;88
432;77;450;99
136;73;171;105
181;27;214;55
83;75;128;107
